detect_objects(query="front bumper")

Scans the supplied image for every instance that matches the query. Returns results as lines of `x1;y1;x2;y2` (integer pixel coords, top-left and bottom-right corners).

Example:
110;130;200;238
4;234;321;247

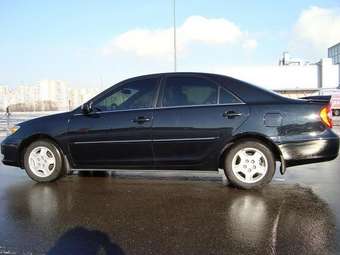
278;132;339;167
1;136;22;167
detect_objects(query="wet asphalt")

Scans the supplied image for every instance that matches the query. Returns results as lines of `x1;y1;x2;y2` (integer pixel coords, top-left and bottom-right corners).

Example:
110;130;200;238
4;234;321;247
0;131;340;254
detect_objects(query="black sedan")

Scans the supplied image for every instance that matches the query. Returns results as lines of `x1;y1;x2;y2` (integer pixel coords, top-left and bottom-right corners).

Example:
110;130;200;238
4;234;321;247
1;73;339;189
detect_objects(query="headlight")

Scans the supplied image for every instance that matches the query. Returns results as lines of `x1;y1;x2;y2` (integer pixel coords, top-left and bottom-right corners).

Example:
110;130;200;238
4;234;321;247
9;125;20;134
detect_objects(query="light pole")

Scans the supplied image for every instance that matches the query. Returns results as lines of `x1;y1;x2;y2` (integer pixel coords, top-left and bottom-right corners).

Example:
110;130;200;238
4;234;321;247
173;0;177;72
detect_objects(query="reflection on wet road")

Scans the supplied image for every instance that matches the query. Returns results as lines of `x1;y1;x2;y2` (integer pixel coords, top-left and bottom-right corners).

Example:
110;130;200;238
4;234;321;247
0;173;336;254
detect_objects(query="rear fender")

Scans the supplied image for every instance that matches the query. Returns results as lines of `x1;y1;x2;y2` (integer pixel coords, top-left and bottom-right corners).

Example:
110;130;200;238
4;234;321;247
218;133;286;175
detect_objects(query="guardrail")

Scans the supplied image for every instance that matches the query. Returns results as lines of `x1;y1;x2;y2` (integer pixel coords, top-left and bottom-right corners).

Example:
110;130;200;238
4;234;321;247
0;114;23;136
0;115;10;136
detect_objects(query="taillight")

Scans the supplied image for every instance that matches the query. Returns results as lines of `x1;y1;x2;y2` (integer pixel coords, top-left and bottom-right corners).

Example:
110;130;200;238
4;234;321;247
320;104;333;128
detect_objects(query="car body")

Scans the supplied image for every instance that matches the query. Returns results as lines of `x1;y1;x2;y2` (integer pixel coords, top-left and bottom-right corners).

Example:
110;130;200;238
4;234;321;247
1;72;339;188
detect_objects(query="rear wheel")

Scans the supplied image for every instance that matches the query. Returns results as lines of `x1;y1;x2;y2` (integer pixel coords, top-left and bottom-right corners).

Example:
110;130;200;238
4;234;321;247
24;140;65;182
224;140;275;189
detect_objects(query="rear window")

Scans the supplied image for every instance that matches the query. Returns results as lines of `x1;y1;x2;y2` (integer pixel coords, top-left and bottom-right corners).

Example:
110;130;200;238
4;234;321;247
219;87;242;104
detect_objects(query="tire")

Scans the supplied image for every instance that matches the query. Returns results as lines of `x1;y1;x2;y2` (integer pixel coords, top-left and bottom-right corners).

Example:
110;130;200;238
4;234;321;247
333;109;340;116
224;140;275;189
24;140;65;182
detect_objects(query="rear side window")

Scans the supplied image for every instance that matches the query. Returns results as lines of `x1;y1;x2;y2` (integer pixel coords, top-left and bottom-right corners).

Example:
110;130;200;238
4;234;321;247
219;87;242;104
162;77;218;107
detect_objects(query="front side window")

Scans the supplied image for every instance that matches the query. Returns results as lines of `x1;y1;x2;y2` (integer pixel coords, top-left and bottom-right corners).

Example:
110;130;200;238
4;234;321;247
94;78;158;112
162;77;218;107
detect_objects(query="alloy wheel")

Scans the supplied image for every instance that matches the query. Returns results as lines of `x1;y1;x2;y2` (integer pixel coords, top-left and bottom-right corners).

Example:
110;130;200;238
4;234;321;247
28;146;56;178
231;147;268;184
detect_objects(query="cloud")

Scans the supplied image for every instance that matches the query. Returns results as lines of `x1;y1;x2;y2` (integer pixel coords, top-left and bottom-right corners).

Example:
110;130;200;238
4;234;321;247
102;15;256;58
242;39;258;50
290;6;340;58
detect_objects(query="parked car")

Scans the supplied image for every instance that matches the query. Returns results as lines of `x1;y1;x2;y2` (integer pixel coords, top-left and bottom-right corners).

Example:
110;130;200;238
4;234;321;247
330;94;340;116
1;73;339;189
319;88;340;116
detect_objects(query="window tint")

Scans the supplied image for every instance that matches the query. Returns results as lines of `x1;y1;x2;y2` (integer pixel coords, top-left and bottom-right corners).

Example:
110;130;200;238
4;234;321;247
219;88;242;104
94;78;158;111
163;77;218;107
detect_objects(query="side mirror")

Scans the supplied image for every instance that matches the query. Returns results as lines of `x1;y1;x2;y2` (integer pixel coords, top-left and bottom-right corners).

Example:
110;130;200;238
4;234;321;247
81;102;93;114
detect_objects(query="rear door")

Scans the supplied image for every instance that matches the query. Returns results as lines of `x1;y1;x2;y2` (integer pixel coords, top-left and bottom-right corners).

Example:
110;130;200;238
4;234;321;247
152;74;250;170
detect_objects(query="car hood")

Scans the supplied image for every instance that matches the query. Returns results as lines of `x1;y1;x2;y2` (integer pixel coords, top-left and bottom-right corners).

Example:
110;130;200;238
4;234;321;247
15;111;72;139
19;112;71;126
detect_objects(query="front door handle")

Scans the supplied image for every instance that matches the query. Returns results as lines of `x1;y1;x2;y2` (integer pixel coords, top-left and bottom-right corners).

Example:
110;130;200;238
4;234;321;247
132;116;151;124
223;111;242;119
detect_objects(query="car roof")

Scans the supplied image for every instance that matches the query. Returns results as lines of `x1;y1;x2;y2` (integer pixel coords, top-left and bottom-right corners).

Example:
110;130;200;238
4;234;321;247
87;72;292;108
125;72;289;104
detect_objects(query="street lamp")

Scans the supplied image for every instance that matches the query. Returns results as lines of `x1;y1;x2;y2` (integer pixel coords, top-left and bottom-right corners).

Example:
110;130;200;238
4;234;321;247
173;0;177;72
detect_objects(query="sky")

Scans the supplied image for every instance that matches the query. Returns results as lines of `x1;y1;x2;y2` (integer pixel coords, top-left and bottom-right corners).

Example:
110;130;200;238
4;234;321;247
1;0;340;88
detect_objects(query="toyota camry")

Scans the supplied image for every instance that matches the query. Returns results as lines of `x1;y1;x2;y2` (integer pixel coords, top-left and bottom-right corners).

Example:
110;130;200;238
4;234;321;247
1;73;339;189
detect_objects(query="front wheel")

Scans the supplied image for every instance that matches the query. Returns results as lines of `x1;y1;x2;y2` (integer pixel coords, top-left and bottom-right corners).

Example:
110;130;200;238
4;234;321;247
224;140;276;189
24;140;65;182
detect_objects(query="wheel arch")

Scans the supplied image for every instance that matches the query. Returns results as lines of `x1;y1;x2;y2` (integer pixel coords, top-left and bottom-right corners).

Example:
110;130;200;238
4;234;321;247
218;133;283;170
18;134;70;171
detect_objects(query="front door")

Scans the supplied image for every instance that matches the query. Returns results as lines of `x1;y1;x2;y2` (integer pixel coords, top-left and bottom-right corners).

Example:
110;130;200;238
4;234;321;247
67;76;160;169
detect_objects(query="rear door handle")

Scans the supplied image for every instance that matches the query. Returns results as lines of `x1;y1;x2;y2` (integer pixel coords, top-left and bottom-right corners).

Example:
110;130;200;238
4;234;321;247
223;111;242;119
132;116;151;124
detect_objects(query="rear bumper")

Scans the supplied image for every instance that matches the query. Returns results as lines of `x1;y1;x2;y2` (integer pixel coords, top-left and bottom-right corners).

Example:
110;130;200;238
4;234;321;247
278;132;339;167
1;136;21;168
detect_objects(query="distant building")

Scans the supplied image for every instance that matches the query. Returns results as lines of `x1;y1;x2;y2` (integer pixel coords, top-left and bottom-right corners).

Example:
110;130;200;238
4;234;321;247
69;87;100;109
279;52;310;66
315;58;339;89
218;52;339;98
9;85;39;105
39;80;69;110
0;81;101;112
328;43;340;65
328;43;340;87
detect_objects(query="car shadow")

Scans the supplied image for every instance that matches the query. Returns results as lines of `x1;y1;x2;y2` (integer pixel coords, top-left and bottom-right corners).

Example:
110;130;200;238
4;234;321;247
47;227;124;255
77;170;110;177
